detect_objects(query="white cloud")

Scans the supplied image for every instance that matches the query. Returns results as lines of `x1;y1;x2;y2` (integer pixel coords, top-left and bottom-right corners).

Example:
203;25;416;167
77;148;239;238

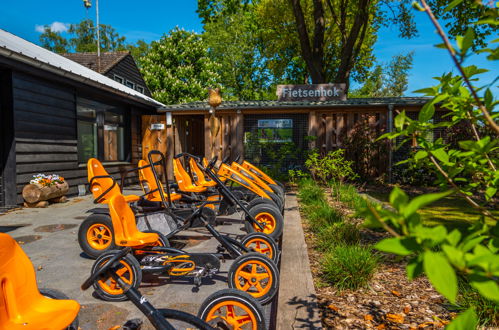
35;21;69;33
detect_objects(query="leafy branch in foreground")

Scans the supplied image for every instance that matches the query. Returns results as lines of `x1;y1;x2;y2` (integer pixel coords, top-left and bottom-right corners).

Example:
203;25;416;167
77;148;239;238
361;0;498;327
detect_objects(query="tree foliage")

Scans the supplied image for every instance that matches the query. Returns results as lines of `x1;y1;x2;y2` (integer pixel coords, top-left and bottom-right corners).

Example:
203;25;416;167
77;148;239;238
350;53;414;97
139;28;222;104
39;28;69;53
38;19;127;53
203;9;273;100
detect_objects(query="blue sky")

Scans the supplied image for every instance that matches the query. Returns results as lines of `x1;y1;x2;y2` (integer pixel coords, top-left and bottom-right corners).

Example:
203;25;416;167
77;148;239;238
1;0;497;97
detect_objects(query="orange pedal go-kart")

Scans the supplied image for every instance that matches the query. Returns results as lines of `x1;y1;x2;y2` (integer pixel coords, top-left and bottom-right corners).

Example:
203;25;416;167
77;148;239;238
77;153;280;267
0;233;80;330
87;193;280;305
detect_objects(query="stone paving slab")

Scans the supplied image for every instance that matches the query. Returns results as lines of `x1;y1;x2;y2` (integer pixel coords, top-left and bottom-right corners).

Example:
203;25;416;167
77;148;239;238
0;190;273;329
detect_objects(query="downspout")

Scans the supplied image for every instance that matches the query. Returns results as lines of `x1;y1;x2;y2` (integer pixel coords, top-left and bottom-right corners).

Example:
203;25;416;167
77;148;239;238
387;104;394;183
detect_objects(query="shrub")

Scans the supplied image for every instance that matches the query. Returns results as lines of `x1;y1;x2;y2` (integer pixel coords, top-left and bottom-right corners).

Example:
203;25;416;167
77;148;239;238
305;149;358;183
316;222;361;251
322;244;379;290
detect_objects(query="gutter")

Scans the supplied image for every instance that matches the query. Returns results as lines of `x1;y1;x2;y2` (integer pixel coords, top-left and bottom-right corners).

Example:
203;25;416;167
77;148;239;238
0;46;165;110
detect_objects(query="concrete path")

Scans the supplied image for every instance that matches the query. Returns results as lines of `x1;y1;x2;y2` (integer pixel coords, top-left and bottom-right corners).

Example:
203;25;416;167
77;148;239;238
277;192;322;329
0;189;272;329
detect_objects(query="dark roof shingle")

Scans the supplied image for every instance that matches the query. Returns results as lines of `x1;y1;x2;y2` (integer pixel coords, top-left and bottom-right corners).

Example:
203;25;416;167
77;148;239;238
158;97;431;112
61;51;130;73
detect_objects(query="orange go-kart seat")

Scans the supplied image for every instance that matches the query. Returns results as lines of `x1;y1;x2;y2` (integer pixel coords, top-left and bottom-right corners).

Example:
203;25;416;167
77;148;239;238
108;194;160;247
189;158;217;187
0;233;80;330
87;158;140;204
173;158;207;193
137;160;182;202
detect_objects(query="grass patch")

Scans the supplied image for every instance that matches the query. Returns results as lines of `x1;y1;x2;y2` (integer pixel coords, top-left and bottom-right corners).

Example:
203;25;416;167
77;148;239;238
303;201;343;231
452;277;499;326
322;244;379;290
366;192;498;229
298;178;326;204
331;181;368;210
316;222;361;251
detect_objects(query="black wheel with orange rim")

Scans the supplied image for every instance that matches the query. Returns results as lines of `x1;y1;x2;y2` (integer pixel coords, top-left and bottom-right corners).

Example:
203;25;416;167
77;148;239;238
91;250;142;302
78;214;116;259
240;232;280;264
198;288;266;330
244;204;283;239
227;252;279;305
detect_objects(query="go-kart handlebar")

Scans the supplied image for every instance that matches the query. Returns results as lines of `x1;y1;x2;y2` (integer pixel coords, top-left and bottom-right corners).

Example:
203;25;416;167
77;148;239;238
81;247;132;291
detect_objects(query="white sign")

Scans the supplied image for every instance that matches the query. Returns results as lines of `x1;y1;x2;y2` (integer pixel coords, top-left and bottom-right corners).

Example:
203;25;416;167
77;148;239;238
104;125;117;131
257;119;293;128
150;123;165;130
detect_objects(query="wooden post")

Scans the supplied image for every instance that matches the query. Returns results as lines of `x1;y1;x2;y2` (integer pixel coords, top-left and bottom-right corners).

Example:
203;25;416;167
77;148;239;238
234;112;244;160
308;111;317;149
204;114;211;159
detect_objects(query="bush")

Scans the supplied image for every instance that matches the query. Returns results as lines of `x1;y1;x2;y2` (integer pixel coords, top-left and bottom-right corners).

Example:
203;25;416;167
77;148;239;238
316;222;361;251
322;244;379;290
305;149;357;183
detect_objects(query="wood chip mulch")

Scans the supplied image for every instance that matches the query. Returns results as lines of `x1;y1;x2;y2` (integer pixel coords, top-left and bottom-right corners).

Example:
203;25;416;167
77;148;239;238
297;187;454;329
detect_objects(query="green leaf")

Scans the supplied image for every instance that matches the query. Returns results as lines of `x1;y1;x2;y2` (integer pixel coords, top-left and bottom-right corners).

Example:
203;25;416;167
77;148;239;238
459;28;475;55
414;150;428;161
485;187;497;200
444;0;463;11
375;237;419;256
394;112;406;130
403;190;454;218
423;251;457;303
411;1;425;11
445;308;477;330
447;229;462;246
389;187;409;211
418;102;435;122
407;255;423;280
432;148;450;164
442;245;465;269
469;274;499;303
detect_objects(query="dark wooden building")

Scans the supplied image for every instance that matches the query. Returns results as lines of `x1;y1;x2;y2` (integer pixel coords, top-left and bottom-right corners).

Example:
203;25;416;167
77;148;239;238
62;51;151;97
157;97;440;180
0;29;165;208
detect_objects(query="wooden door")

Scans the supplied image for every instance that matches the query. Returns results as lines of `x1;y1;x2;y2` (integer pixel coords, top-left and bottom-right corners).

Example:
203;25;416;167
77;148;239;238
141;115;167;160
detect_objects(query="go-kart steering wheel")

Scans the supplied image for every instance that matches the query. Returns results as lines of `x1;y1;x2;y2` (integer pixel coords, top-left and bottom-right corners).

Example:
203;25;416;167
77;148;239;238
81;247;131;290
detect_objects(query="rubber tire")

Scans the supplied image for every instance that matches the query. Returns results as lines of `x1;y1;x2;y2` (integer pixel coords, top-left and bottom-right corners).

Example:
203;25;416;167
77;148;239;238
92;250;142;302
227;252;280;305
269;183;285;201
276;180;285;191
240;232;280;264
143;230;170;247
39;288;79;330
78;214;116;259
245;203;284;239
265;190;284;213
247;196;281;211
198;288;266;330
158;309;213;329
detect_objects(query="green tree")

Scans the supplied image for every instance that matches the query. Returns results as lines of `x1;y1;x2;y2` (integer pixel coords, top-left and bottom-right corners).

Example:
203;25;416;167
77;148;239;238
68;19;127;52
350;53;414;97
38;19;127;53
203;9;272;100
126;40;150;68
39;27;69;53
140;28;222;104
